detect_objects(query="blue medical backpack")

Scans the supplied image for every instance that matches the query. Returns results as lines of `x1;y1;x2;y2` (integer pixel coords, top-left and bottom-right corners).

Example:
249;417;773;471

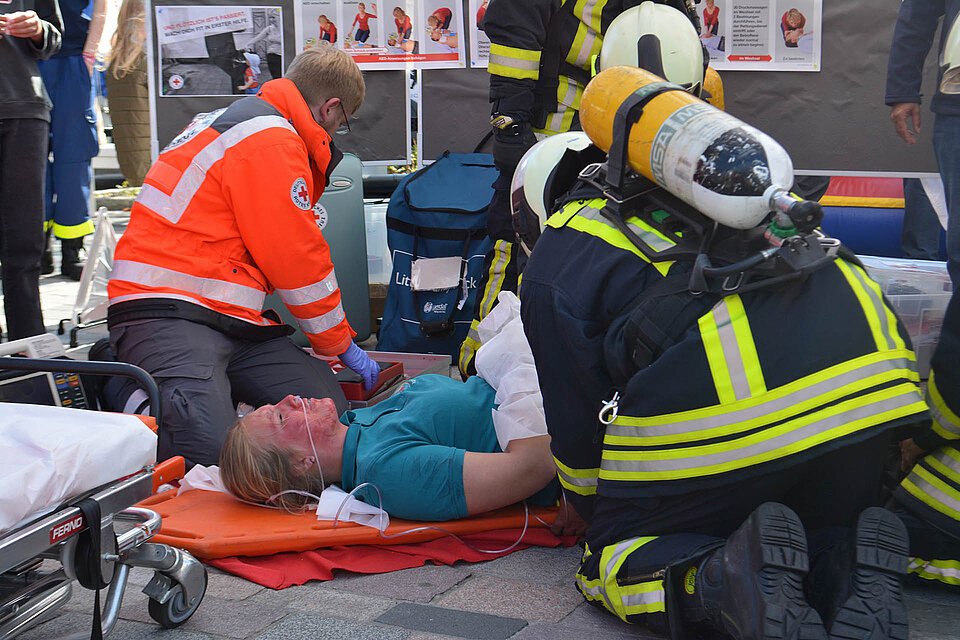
376;152;496;357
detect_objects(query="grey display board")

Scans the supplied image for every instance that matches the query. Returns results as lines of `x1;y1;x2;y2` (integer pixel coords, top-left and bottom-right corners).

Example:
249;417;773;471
420;68;492;159
147;0;409;163
721;1;941;175
420;0;944;175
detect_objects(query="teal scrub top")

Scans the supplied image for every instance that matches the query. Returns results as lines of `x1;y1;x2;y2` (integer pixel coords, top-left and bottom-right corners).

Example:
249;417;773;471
339;374;500;521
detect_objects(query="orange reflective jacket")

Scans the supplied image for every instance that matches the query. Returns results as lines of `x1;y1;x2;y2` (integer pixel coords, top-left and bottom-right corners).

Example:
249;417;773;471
108;79;355;355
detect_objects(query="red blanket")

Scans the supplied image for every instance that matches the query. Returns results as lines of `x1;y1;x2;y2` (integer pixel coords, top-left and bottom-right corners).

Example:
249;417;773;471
208;528;577;589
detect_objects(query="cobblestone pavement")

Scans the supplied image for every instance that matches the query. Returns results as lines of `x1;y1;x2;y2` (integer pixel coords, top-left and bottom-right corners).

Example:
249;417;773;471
4;210;959;640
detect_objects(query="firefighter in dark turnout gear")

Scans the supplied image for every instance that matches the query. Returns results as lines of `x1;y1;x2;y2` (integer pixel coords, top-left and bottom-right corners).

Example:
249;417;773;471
889;291;960;590
457;0;705;376
516;103;927;638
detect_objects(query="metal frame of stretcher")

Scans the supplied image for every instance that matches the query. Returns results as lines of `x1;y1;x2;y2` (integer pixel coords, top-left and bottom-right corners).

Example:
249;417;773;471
0;358;207;639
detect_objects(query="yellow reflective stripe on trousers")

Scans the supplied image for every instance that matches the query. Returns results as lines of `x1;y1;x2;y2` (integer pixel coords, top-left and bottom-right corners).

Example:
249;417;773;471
488;44;541;81
554;456;598;496
928;371;960;440
927;447;960;484
600;537;665;619
111;259;266;311
601;383;926;481
275;271;338;307
835;260;906;352
458;320;482;375
552;201;675;276
481;240;512;317
909;558;960;586
699;295;766;404
901;462;960;521
136;115;296;225
53;219;96;239
606;351;918;446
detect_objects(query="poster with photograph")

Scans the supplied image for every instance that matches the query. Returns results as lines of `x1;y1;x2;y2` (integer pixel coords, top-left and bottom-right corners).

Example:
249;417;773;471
704;0;821;71
468;0;488;67
300;0;340;49
155;5;284;96
298;0;464;69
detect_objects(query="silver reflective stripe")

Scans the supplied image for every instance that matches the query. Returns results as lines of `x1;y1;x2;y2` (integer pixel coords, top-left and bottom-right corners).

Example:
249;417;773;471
711;300;753;401
276;272;339;307
917;562;960;581
299;303;346;334
622;589;665;608
607;356;917;439
605;538;642;579
570;0;602;66
577;205;676;253
927;385;960;437
556;467;598;490
488;53;539;72
111;260;266;310
845;264;896;351
933;449;960;477
906;471;960;515
108;292;274;325
136;115;297;224
577;579;604;598
122;388;150;415
603;386;921;474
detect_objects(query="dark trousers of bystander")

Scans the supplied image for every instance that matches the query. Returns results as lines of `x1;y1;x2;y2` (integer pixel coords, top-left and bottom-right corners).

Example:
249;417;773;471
0;117;48;340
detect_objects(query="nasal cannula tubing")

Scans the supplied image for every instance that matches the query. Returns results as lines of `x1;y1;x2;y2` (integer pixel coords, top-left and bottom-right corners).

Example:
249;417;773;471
257;397;567;555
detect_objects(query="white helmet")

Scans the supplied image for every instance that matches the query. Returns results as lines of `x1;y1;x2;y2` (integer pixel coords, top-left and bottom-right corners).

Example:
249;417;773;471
511;132;595;255
941;13;960;94
598;1;704;96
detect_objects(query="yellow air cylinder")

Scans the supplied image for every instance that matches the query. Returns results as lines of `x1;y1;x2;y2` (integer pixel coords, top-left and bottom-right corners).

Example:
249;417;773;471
580;66;795;229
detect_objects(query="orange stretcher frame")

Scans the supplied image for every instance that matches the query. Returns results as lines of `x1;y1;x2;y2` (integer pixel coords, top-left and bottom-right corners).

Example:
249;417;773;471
137;488;559;560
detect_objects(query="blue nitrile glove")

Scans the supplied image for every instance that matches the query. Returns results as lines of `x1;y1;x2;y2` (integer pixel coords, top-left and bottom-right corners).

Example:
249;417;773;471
339;342;380;391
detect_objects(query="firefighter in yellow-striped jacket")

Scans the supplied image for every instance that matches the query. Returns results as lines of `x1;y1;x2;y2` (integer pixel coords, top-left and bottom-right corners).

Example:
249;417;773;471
890;292;960;591
457;0;704;377
517;141;929;637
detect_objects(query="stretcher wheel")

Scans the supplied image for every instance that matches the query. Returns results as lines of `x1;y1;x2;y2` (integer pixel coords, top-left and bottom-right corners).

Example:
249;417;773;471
147;567;207;628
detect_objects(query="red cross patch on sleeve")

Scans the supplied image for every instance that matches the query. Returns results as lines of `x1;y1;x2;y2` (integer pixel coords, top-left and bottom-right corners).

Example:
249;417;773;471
291;177;312;210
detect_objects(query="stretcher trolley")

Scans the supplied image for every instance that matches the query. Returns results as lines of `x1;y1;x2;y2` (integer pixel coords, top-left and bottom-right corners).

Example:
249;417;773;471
0;355;208;639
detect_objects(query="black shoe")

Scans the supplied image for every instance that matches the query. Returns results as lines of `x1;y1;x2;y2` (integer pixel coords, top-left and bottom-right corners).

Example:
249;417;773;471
41;228;54;275
827;508;909;640
696;502;827;640
61;237;86;281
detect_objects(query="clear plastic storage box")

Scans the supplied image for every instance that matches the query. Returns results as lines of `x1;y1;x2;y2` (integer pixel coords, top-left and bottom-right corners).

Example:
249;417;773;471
859;255;953;378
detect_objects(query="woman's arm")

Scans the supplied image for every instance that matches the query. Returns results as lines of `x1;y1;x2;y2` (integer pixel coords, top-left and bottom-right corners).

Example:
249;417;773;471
462;434;555;515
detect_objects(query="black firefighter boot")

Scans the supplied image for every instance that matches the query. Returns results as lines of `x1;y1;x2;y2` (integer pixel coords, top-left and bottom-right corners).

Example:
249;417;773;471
823;508;910;640
686;502;827;640
60;237;86;281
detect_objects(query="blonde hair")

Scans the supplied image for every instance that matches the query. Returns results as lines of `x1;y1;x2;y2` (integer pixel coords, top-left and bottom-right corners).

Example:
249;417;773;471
284;42;365;115
219;417;325;513
106;0;146;79
786;8;803;25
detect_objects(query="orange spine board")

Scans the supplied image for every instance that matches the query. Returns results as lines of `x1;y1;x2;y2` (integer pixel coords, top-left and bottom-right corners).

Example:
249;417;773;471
138;489;557;559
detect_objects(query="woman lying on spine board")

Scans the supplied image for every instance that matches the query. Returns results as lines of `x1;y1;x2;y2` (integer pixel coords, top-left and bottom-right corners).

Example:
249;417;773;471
219;292;559;522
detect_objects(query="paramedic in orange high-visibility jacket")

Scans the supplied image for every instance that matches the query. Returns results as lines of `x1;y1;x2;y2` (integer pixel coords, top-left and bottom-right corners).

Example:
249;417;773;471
106;43;379;469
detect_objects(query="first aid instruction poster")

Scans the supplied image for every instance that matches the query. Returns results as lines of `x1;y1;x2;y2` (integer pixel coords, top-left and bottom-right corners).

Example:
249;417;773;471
700;0;822;71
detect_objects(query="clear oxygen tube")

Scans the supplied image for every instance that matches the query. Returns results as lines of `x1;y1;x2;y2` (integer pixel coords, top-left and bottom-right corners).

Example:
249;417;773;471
257;397;566;555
